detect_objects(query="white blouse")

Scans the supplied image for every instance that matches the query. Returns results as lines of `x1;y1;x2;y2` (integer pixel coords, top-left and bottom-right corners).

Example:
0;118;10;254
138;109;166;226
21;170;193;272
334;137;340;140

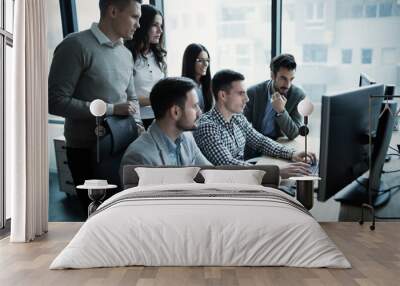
134;51;165;119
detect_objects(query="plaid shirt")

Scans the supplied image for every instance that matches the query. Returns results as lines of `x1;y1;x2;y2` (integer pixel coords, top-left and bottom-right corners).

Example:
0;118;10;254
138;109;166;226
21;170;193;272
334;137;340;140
193;107;295;166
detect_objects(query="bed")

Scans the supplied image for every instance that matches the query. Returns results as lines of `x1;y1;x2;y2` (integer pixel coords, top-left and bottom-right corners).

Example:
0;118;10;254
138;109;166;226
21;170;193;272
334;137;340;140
50;165;351;269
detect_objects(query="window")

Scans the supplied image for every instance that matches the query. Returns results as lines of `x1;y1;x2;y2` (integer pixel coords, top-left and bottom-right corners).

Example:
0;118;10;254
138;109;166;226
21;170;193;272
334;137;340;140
283;0;400;103
305;1;324;21
5;44;12;221
365;4;378;18
379;2;393;17
302;84;327;101
5;0;14;33
342;49;352;64
76;0;100;31
305;1;325;28
351;4;363;18
1;0;15;229
361;48;373;64
381;47;398;65
164;0;272;86
48;0;64;63
303;44;327;63
76;0;150;31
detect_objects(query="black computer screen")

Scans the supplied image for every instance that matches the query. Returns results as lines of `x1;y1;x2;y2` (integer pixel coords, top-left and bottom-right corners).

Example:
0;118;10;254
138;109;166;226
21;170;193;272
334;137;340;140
317;84;384;201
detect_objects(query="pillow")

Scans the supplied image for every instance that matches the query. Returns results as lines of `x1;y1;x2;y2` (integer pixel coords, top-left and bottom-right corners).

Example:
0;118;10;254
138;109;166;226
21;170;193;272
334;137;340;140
135;167;201;186
200;169;266;185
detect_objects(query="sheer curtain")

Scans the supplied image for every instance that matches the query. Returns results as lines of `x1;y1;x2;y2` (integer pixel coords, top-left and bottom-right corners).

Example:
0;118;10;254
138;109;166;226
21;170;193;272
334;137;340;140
7;0;48;242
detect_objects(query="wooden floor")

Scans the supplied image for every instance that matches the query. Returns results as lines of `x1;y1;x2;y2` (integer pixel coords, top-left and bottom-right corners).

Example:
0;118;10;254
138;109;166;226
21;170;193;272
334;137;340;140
1;223;399;286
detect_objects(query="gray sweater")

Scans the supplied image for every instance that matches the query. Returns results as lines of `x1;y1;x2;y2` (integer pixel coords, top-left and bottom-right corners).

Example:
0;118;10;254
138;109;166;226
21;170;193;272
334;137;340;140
48;24;140;148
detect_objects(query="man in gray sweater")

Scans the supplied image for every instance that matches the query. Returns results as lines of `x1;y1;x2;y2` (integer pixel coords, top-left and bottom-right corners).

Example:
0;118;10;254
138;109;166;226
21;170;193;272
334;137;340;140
48;0;143;216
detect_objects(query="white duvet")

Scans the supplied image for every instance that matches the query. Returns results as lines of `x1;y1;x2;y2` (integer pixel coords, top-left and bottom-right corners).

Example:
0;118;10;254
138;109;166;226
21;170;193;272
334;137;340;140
50;183;351;269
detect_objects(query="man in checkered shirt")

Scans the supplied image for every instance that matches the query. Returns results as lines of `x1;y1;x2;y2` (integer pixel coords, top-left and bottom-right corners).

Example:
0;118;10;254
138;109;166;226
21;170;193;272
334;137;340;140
193;69;316;178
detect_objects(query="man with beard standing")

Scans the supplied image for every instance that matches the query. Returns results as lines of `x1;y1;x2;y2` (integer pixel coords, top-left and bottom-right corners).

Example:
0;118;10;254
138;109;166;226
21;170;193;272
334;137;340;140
244;54;305;141
120;77;211;169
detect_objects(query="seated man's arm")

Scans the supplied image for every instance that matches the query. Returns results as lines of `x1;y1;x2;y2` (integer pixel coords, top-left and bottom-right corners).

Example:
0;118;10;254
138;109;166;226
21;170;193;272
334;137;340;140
193;123;250;166
275;90;305;140
242;115;295;160
193;141;213;166
119;145;152;180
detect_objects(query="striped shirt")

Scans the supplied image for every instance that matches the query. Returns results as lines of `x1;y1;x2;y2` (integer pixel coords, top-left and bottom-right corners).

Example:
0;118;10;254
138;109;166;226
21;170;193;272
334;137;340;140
193;107;295;166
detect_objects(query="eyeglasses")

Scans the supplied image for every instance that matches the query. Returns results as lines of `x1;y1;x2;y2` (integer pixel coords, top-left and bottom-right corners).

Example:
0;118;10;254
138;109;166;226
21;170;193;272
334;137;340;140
195;58;210;65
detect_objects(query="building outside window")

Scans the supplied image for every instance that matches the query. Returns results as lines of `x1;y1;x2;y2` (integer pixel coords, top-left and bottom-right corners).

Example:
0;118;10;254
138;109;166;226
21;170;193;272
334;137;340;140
361;48;373;64
381;47;398;65
303;44;328;63
342;49;352;64
283;0;400;104
164;0;272;86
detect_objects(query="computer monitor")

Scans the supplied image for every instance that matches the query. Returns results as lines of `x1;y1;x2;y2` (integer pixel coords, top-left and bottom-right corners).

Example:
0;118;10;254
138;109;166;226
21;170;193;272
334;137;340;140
317;84;389;206
359;72;376;87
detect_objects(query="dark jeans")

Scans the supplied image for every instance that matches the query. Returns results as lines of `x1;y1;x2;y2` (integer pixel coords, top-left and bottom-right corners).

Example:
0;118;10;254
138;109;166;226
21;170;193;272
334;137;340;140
66;147;121;219
66;147;93;218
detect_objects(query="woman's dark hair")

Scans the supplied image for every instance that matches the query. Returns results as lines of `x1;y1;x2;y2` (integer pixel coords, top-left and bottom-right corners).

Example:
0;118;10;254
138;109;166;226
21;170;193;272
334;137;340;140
125;4;167;73
182;43;213;112
150;77;196;119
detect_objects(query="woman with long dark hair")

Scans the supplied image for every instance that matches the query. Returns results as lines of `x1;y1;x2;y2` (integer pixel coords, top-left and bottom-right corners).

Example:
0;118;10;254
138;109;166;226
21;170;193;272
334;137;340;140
182;43;213;113
125;4;167;129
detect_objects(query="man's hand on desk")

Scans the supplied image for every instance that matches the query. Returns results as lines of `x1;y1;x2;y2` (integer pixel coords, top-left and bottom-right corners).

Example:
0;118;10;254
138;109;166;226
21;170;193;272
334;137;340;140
291;151;317;165
279;162;311;179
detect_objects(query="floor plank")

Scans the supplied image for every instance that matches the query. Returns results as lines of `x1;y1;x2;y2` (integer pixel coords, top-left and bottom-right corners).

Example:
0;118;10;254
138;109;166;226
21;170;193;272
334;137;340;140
1;222;399;286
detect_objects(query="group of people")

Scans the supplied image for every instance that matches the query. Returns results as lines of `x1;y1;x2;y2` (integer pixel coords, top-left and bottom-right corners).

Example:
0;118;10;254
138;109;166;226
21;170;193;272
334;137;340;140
48;0;316;216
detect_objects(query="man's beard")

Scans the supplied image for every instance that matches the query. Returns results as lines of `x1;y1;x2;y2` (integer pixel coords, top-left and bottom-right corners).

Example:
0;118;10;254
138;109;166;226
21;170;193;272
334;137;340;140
176;117;198;132
273;81;288;95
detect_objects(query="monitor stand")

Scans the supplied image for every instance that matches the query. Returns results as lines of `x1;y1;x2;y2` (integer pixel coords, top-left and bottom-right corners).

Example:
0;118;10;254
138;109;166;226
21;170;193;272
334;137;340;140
334;177;391;208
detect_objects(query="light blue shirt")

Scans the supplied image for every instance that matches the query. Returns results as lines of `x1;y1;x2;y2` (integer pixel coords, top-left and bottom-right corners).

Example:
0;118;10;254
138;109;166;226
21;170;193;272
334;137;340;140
261;82;278;139
120;122;212;174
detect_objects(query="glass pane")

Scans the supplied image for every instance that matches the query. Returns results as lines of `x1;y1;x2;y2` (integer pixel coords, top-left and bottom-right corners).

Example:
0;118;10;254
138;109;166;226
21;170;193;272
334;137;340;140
48;0;64;64
47;0;65;190
282;0;400;103
164;0;272;86
76;0;150;31
361;48;373;64
0;0;2;30
5;0;14;33
5;43;13;219
76;0;100;31
0;38;3;227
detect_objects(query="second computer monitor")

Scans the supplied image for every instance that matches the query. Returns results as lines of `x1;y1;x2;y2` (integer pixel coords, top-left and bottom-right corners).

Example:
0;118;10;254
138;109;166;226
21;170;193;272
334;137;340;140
317;84;385;202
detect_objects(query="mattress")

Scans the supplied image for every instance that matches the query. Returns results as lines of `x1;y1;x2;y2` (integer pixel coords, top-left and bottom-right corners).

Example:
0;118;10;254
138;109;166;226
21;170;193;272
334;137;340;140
50;183;351;269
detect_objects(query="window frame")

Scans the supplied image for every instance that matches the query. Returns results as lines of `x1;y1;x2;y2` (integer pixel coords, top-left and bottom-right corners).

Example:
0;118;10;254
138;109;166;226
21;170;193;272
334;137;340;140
1;0;13;231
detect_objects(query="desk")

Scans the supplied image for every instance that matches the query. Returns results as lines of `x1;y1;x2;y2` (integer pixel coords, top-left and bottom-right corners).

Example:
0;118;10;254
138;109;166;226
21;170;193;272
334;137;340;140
255;135;319;167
